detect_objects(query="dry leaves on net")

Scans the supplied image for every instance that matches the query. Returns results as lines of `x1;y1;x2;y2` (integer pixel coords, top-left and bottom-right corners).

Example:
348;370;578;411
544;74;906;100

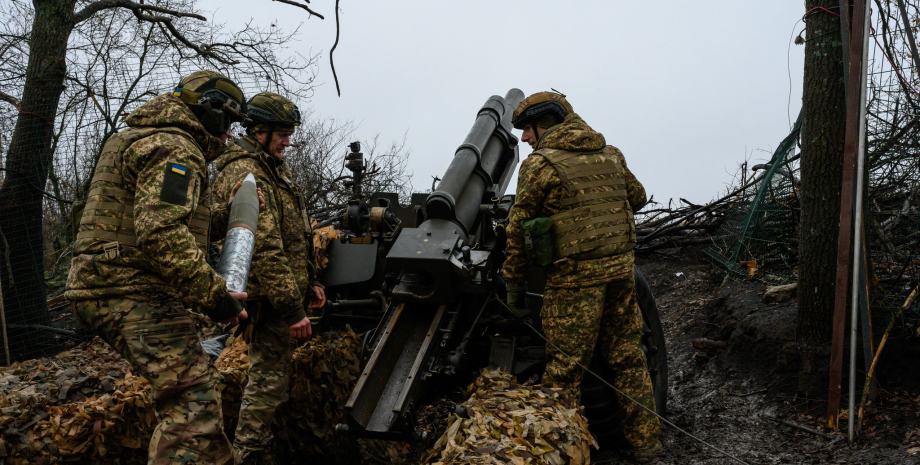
311;223;339;270
0;338;152;465
217;327;380;464
0;327;368;464
425;369;596;465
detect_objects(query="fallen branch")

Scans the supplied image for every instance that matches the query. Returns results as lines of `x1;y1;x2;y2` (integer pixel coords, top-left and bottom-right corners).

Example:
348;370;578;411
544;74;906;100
776;418;832;438
857;285;918;430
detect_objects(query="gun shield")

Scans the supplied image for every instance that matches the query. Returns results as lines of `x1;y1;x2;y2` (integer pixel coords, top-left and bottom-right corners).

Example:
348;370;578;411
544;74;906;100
217;173;259;293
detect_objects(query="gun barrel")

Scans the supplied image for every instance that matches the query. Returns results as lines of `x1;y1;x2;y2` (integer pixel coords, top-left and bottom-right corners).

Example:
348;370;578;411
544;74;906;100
217;173;259;293
426;89;524;235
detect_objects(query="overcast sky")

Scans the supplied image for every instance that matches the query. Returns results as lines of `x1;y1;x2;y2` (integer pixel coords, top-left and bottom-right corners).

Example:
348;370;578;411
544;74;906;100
200;1;806;206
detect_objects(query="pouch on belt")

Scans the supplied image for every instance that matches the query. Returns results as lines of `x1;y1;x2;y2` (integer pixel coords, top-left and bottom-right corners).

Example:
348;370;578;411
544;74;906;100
521;217;554;267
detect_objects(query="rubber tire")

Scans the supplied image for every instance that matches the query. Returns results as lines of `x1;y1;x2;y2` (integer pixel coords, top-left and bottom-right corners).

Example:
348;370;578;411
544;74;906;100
580;267;668;449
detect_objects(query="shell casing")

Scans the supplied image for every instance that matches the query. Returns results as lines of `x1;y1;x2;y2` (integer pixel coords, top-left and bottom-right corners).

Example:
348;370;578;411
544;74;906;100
217;173;259;292
217;227;256;293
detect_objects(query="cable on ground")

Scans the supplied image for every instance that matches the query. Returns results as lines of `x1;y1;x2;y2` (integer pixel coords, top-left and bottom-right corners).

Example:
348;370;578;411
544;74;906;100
495;297;754;465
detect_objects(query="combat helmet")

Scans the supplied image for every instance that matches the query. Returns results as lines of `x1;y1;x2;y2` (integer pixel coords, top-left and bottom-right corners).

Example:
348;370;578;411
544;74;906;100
245;92;302;135
512;90;574;130
174;70;247;136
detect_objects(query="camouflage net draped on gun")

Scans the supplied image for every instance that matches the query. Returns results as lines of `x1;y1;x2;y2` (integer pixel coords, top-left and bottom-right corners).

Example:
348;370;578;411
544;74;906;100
425;369;595;465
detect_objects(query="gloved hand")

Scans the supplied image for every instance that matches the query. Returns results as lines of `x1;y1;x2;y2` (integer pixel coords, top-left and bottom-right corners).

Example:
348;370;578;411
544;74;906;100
505;287;530;319
233;303;259;343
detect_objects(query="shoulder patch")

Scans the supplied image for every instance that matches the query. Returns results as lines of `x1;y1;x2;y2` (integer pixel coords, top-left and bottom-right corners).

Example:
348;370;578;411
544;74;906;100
161;163;192;205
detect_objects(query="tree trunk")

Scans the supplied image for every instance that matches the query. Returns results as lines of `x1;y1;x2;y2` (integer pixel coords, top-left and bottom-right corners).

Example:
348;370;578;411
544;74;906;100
796;0;849;393
0;0;76;360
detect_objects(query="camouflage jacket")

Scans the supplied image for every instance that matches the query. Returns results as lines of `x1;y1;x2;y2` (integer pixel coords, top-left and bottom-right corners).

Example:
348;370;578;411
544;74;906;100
504;113;647;290
65;94;240;322
213;136;317;325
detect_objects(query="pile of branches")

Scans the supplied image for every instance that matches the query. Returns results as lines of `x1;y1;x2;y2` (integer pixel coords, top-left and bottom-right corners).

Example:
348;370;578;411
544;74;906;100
867;185;920;293
634;174;760;254
633;150;804;255
634;196;733;254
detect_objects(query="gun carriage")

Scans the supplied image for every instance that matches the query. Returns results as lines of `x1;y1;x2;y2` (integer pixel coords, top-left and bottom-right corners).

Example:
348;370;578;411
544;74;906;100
316;89;667;447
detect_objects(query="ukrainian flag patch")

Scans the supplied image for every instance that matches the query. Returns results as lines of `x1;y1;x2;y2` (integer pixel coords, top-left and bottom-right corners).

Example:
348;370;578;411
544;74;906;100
173;88;182;97
161;163;192;205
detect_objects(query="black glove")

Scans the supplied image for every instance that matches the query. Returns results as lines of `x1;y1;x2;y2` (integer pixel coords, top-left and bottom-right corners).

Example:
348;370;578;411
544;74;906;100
233;302;259;343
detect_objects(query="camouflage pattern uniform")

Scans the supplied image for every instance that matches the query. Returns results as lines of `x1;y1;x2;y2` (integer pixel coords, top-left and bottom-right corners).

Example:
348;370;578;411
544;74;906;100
504;112;660;450
66;92;241;464
213;133;319;462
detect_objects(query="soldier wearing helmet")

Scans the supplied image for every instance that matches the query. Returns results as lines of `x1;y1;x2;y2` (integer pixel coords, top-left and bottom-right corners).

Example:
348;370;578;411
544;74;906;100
65;70;251;464
212;92;323;464
504;91;661;462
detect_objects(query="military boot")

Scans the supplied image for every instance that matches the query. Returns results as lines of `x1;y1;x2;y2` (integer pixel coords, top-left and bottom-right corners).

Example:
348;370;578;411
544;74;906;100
633;440;662;463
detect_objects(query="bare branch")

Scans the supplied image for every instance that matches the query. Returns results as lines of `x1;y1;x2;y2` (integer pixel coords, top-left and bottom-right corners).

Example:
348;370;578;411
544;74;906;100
73;0;206;25
271;0;325;19
330;0;341;96
70;0;237;64
147;12;238;65
0;90;20;110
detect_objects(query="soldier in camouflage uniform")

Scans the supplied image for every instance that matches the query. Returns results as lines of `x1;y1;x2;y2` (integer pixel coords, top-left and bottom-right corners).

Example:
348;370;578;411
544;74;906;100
212;92;324;464
503;91;662;462
65;71;251;465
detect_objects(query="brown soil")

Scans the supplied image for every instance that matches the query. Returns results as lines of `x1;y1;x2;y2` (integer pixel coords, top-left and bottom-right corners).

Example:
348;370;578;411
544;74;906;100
612;246;920;465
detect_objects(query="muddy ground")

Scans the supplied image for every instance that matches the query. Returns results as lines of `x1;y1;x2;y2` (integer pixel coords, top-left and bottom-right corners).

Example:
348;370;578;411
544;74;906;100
613;246;920;465
20;245;920;464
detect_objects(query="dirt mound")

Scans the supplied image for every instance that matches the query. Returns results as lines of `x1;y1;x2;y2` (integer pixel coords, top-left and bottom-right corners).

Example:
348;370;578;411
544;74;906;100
633;247;920;465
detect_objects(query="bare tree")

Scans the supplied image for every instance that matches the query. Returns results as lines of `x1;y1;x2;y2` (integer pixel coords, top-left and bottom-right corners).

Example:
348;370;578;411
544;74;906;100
0;0;327;359
795;0;848;395
279;115;414;226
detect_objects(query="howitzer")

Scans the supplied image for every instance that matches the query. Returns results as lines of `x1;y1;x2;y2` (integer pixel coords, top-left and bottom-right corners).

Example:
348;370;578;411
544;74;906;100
319;89;668;446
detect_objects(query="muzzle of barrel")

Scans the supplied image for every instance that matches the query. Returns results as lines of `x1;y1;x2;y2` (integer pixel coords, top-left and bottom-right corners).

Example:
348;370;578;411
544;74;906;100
426;89;524;235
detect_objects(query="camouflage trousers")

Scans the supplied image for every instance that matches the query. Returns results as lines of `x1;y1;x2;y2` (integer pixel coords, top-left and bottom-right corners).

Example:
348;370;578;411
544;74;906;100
72;296;233;465
541;273;660;450
233;301;294;463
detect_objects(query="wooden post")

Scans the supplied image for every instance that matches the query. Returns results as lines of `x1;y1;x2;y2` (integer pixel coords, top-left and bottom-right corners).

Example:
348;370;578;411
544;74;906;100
828;0;870;430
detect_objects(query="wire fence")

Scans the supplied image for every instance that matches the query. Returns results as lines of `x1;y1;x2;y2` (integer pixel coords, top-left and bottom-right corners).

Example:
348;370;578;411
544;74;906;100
864;2;920;327
704;2;920;327
703;114;802;285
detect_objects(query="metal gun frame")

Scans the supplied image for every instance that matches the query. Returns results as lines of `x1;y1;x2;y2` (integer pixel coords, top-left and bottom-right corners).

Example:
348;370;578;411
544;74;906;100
318;89;668;446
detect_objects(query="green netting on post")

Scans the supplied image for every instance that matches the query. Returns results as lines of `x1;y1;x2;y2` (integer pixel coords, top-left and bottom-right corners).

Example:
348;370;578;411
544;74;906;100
704;112;802;285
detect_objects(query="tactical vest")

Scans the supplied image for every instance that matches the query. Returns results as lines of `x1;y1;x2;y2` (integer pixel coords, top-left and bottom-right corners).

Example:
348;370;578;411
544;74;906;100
73;127;211;257
541;146;636;260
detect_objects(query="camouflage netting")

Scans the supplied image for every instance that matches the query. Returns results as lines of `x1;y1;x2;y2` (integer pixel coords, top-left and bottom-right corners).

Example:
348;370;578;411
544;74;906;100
0;327;379;464
425;369;596;465
216;327;377;464
0;338;150;464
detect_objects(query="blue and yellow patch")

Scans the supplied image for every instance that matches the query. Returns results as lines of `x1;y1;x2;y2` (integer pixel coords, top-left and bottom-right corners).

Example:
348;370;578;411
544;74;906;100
173;88;182;97
161;163;192;205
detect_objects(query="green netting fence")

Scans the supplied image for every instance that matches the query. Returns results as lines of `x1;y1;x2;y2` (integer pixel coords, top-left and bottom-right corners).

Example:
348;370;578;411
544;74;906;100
706;4;920;327
704;112;802;286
